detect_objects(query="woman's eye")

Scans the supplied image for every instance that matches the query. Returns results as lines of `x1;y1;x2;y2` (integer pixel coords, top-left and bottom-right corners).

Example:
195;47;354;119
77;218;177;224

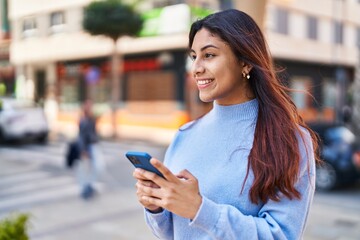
205;53;215;58
189;55;196;61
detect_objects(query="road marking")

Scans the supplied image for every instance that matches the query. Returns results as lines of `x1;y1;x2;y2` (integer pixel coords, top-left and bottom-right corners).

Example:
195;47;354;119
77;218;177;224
0;171;51;188
0;175;75;197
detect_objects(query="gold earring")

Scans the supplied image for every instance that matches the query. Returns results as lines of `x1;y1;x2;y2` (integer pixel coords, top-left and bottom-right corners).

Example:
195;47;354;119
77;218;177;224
246;74;250;79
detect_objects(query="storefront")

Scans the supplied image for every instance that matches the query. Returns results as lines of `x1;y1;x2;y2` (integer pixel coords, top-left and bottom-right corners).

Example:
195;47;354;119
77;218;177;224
276;59;354;123
56;49;190;138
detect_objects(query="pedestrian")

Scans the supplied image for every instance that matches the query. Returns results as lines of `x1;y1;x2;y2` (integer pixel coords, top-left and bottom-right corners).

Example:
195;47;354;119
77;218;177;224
76;99;104;199
133;9;320;239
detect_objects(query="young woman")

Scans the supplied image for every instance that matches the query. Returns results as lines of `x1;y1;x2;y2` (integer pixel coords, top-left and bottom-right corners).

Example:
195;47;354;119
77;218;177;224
133;9;319;239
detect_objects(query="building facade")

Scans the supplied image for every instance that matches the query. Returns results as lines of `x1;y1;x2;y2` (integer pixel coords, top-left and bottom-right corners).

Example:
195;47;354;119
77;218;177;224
266;0;360;125
7;0;360;142
0;0;14;96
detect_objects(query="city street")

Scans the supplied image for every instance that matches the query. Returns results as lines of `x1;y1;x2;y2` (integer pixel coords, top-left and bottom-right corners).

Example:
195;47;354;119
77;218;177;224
0;139;360;240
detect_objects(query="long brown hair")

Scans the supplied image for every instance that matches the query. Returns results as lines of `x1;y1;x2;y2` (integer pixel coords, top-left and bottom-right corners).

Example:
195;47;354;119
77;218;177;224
189;9;319;204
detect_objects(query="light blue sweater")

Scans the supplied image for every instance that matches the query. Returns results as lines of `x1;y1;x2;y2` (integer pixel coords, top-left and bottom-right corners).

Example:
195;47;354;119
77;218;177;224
145;99;316;240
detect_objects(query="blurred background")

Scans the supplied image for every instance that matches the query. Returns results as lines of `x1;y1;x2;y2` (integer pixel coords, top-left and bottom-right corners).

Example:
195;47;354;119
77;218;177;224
0;0;360;239
1;0;359;142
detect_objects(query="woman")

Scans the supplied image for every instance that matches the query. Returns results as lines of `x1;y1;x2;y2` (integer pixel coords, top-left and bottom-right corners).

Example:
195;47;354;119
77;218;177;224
133;9;319;239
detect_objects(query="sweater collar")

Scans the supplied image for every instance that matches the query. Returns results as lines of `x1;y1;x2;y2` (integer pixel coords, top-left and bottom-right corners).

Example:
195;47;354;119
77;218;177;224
211;98;258;121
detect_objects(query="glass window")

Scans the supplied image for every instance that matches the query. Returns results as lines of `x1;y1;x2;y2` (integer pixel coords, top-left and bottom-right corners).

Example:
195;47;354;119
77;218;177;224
323;80;336;108
290;78;310;109
23;18;36;31
50;11;65;26
50;11;65;34
307;15;317;40
333;21;343;44
22;17;37;38
275;8;288;35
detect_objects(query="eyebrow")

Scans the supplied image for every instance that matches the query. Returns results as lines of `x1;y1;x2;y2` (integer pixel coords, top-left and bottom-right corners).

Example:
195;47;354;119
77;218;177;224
190;44;219;53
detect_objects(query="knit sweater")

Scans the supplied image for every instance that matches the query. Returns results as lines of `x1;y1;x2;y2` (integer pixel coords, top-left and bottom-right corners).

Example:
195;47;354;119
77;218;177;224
145;99;316;240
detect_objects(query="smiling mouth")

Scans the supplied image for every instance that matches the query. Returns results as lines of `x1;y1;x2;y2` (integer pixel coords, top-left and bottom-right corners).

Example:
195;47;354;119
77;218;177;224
197;79;214;85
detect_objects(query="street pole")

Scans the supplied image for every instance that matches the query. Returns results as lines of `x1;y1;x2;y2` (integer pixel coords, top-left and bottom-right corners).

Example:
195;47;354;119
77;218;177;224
111;39;121;139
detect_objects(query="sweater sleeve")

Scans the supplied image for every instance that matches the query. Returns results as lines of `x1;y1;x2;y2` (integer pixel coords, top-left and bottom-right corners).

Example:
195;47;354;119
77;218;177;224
189;130;316;240
189;173;315;239
144;209;173;239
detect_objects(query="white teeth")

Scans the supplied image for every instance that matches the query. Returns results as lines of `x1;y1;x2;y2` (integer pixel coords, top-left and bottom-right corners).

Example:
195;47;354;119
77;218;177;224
197;79;213;85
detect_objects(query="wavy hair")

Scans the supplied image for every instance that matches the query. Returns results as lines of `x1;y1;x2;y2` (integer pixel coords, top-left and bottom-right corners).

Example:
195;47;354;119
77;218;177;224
189;9;319;204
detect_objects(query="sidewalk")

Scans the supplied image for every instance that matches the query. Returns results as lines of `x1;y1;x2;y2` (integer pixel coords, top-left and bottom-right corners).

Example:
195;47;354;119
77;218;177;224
28;188;157;240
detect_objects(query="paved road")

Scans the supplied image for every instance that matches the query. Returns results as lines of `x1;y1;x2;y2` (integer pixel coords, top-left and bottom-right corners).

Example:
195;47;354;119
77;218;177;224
0;139;165;240
1;140;360;239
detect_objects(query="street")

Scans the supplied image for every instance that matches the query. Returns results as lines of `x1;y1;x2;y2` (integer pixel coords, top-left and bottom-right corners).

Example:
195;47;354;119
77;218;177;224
1;139;360;240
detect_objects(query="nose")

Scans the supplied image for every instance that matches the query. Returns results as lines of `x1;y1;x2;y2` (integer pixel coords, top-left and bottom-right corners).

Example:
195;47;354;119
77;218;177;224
191;59;205;77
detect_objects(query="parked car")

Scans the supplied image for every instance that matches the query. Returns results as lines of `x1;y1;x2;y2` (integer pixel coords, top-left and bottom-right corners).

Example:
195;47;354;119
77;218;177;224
0;97;49;144
308;122;360;191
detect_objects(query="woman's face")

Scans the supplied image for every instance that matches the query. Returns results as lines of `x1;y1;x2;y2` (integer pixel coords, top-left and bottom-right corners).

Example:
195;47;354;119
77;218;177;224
189;28;253;105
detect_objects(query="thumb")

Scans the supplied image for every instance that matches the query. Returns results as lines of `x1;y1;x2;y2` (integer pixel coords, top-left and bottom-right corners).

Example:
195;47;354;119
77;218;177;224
176;169;195;180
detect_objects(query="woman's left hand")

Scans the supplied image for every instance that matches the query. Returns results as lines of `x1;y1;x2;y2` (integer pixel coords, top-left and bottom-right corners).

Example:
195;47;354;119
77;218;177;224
133;158;202;220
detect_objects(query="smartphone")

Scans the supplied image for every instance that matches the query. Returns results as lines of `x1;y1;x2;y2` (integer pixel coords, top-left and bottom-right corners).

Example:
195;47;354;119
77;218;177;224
125;151;164;178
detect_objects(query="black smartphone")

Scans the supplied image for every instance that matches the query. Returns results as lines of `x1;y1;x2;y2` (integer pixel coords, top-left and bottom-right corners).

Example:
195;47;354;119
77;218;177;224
125;151;164;178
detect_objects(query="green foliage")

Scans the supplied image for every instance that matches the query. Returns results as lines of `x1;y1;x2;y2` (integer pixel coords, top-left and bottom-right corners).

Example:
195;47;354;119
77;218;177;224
0;213;30;240
83;0;143;41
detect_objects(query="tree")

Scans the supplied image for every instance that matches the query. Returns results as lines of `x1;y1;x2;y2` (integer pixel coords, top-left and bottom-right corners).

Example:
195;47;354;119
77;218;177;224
83;0;143;138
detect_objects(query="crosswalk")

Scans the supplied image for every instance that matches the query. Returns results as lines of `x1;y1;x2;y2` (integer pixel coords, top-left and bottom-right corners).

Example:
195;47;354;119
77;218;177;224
0;142;105;218
0;157;80;217
0;140;167;219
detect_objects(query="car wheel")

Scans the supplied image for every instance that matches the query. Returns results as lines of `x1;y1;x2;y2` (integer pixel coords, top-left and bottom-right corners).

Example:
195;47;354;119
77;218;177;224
316;162;337;191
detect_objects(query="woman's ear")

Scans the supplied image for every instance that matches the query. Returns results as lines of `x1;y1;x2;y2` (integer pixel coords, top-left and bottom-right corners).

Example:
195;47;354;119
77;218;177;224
242;62;253;74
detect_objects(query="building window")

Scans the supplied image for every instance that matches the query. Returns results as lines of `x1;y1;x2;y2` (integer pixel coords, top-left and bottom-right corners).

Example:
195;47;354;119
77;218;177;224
333;21;343;44
275;8;289;35
50;11;65;26
50;11;65;34
323;81;336;108
322;80;336;120
22;17;37;38
307;16;317;40
290;78;311;110
290;77;319;121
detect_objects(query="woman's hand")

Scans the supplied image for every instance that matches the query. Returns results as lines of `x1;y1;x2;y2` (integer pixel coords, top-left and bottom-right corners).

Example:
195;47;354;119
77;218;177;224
135;178;163;213
133;158;202;219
